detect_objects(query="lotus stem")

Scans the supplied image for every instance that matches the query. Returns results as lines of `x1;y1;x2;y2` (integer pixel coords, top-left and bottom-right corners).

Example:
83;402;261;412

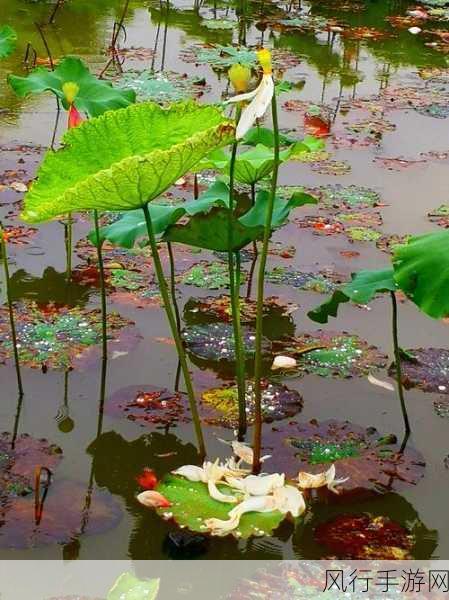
93;210;108;361
0;227;24;398
142;203;206;457
167;241;183;392
252;91;280;474
227;108;247;439
246;182;258;299
390;291;411;437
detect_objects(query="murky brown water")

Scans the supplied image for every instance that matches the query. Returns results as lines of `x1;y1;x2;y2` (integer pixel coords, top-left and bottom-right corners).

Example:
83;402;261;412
1;0;449;560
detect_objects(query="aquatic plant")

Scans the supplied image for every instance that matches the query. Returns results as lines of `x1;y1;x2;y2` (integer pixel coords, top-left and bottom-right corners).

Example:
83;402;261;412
20;100;235;455
107;572;159;600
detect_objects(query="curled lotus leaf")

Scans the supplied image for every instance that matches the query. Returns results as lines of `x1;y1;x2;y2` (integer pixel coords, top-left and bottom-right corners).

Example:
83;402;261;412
0;302;140;371
315;514;414;559
389;348;449;394
183;294;297;324
156;475;286;539
20;101;234;223
182;323;271;362
393;231;449;319
0;433;63;503
273;330;387;379
0;480;122;549
263;420;425;497
201;381;303;427
106;385;189;428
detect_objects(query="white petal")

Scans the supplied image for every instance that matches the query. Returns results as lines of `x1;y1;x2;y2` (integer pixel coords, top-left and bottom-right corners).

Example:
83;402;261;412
273;485;306;518
368;373;395;392
225;88;259;104
253;75;274;119
208;480;238;504
236;99;260;140
172;465;205;482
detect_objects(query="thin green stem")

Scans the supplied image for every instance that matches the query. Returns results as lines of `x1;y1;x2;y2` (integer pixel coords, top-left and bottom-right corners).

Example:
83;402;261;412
391;291;411;437
1;228;24;397
93;210;107;360
167;241;182;332
227;106;247;439
252;91;280;474
142;203;206;457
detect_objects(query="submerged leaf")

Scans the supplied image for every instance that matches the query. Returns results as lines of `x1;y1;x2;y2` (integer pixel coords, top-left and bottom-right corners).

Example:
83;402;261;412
21;102;234;223
389;348;449;394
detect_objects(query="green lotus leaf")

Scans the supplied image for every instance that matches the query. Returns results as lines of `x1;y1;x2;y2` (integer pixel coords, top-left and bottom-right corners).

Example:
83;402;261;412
8;56;136;116
0;25;17;59
156;474;285;539
92;181;230;248
242;126;296;147
308;268;397;324
21;101;235;223
107;572;160;600
393;231;449;319
163;187;312;251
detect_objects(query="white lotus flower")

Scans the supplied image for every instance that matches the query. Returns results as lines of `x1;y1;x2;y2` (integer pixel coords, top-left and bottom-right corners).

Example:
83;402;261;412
225;473;285;496
272;485;306;518
226;48;274;140
297;464;348;494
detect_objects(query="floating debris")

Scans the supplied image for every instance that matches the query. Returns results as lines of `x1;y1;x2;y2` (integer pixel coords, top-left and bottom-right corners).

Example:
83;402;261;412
390;348;449;394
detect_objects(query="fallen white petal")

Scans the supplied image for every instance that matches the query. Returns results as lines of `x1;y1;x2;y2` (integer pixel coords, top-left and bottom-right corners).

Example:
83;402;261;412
271;355;297;370
368;373;395;392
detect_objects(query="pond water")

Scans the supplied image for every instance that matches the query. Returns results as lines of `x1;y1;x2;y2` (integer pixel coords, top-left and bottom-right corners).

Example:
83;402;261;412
1;0;449;562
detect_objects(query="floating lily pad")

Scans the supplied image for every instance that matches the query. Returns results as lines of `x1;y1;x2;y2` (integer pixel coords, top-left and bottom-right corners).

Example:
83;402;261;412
428;204;449;227
263;420;425;496
0;433;63;502
315;514;414;559
2;225;38;245
180;44;300;71
376;233;411;254
312;184;381;210
416;103;449;118
345;226;382;242
115;71;209;102
0;480;122;549
182;323;270;362
266;267;345;293
156;474;285;539
201;381;303;427
183;294;297;324
434;398;449;418
389;348;449;394
311;160;351;176
75;238;153;274
273;331;387;378
178;262;246;290
337;211;383;228
106;385;189;428
0;302;139;371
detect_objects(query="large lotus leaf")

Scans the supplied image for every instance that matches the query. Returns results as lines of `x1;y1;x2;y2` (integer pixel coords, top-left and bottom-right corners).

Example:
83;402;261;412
21;102;234;223
93;181;230;248
0;26;17;59
308;269;397;324
156;474;285;539
393;231;449;319
107;572;159;600
8;57;135;116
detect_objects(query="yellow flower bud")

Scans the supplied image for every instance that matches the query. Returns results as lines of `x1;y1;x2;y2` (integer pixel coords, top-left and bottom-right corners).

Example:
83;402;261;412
228;63;251;93
257;48;272;75
62;81;80;105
